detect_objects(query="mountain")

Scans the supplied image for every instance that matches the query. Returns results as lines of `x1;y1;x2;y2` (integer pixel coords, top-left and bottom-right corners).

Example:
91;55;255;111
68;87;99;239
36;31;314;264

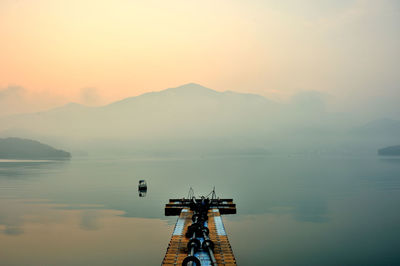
0;83;392;155
0;137;71;159
0;83;278;141
352;118;400;138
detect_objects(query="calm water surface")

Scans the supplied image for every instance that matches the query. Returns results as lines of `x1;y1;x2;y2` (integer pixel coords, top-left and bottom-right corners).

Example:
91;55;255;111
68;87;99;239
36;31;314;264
0;155;400;265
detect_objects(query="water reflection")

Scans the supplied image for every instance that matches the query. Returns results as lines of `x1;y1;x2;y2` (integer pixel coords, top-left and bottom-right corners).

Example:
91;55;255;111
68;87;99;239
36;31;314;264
228;189;400;265
138;179;147;197
79;210;102;230
0;160;69;180
0;199;63;237
0;198;170;266
0;156;400;265
2;157;337;222
380;157;400;164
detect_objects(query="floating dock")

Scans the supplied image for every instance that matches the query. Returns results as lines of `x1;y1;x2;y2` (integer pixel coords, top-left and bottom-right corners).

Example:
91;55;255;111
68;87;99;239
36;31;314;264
162;197;237;266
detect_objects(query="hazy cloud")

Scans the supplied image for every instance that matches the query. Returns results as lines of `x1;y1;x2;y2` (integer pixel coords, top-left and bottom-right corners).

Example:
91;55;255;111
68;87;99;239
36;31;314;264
0;86;29;116
80;87;102;106
0;85;67;117
0;0;399;120
291;91;328;113
0;86;24;99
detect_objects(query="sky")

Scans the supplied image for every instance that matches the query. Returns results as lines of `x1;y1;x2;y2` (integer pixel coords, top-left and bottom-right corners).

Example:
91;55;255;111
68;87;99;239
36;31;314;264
0;0;399;117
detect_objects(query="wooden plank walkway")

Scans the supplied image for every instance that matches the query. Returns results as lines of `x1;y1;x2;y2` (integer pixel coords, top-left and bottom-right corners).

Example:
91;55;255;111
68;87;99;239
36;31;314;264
162;208;236;266
165;199;236;216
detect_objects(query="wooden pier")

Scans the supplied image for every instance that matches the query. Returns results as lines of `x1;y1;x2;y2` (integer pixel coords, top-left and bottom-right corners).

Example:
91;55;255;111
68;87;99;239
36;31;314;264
162;198;237;266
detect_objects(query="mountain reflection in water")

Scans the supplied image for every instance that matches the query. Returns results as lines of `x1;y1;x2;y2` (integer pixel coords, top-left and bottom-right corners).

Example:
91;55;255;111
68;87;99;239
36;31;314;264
0;156;400;265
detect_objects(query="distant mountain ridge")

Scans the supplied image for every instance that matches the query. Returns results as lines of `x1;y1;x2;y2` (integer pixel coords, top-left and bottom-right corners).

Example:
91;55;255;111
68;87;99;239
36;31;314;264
352;118;400;138
0;83;398;155
0;83;278;140
105;83;273;109
0;137;71;159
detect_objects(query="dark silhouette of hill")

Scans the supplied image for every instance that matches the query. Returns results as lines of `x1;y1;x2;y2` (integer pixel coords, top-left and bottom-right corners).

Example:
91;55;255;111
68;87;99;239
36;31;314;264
378;145;400;156
0;137;70;159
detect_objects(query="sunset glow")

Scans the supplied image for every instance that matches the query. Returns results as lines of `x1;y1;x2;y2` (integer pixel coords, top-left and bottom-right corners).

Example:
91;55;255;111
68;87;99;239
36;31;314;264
1;0;399;113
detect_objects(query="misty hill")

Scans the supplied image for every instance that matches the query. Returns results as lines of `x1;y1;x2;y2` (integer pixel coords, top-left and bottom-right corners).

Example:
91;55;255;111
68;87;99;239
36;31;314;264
0;83;278;141
352;118;400;138
378;145;400;156
0;83;394;155
0;138;71;159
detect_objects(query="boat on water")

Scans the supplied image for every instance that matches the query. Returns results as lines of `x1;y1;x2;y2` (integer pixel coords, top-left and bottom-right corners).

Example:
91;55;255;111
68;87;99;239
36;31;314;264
138;180;147;197
138;180;147;191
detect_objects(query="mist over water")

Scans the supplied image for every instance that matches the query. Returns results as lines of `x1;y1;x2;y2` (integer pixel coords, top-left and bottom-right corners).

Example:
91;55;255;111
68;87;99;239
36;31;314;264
1;83;399;159
1;0;400;264
0;84;399;265
1;154;400;265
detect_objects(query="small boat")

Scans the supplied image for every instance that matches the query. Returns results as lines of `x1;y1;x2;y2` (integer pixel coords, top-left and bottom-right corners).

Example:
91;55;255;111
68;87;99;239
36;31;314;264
138;180;147;191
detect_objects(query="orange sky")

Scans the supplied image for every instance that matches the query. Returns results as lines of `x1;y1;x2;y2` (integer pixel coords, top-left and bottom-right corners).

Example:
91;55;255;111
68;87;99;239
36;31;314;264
1;0;264;102
1;0;399;112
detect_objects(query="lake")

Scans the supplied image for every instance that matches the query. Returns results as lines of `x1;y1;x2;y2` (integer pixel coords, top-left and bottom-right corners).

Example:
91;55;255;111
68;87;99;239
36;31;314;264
0;155;399;265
